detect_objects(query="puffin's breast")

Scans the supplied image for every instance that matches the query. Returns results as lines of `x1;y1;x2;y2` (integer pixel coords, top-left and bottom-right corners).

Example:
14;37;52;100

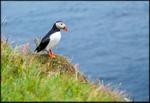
46;32;61;51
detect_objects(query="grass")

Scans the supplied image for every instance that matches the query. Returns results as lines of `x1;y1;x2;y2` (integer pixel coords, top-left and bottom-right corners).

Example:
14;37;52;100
1;38;129;101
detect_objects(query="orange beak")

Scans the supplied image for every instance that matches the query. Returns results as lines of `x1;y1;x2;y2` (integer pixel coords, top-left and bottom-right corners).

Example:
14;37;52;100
63;26;68;32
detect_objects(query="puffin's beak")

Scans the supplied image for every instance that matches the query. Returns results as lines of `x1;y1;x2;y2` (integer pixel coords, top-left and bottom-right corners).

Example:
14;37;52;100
63;26;68;32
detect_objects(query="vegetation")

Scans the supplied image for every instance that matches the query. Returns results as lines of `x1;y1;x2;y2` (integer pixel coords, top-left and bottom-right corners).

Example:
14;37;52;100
1;38;129;101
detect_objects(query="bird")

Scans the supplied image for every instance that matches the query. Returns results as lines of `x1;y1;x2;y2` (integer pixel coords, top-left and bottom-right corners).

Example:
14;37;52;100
34;21;68;59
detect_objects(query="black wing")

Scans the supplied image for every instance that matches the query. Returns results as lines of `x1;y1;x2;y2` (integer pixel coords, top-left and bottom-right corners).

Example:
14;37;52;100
34;36;50;52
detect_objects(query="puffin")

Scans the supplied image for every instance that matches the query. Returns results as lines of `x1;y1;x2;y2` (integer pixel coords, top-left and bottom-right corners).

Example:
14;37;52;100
34;21;68;58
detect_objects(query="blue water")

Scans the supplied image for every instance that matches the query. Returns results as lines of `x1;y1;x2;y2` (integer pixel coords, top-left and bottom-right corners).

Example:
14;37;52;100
1;1;149;101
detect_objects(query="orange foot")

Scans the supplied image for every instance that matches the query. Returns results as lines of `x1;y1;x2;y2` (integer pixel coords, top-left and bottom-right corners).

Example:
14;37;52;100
48;53;56;59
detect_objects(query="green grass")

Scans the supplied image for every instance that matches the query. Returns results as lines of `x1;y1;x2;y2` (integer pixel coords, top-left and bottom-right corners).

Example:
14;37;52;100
1;39;128;101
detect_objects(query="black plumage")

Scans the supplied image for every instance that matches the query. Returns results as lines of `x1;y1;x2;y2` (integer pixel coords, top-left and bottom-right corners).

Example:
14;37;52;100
34;23;60;52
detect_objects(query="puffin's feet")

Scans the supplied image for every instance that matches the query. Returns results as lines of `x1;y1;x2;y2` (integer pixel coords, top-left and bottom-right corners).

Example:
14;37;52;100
48;53;56;59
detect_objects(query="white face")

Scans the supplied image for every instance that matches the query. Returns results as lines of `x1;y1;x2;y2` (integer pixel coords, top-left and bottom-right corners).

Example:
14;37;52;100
55;22;66;29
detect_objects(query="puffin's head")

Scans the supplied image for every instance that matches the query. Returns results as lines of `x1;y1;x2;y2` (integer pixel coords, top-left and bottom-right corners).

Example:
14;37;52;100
55;21;68;32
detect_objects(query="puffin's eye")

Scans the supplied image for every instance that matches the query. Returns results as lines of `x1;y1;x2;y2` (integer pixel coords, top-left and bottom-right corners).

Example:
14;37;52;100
60;23;63;25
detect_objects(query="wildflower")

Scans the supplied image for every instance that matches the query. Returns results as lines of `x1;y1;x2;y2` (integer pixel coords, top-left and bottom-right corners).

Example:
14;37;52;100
20;43;29;54
74;63;80;71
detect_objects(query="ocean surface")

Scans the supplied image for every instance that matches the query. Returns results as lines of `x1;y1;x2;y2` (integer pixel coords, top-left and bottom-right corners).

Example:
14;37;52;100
1;1;149;101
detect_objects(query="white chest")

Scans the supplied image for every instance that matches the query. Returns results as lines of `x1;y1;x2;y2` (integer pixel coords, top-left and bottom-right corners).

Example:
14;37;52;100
46;32;61;51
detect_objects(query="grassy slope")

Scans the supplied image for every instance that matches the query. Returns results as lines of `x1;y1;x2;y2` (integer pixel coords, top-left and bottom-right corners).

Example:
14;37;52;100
1;39;128;101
